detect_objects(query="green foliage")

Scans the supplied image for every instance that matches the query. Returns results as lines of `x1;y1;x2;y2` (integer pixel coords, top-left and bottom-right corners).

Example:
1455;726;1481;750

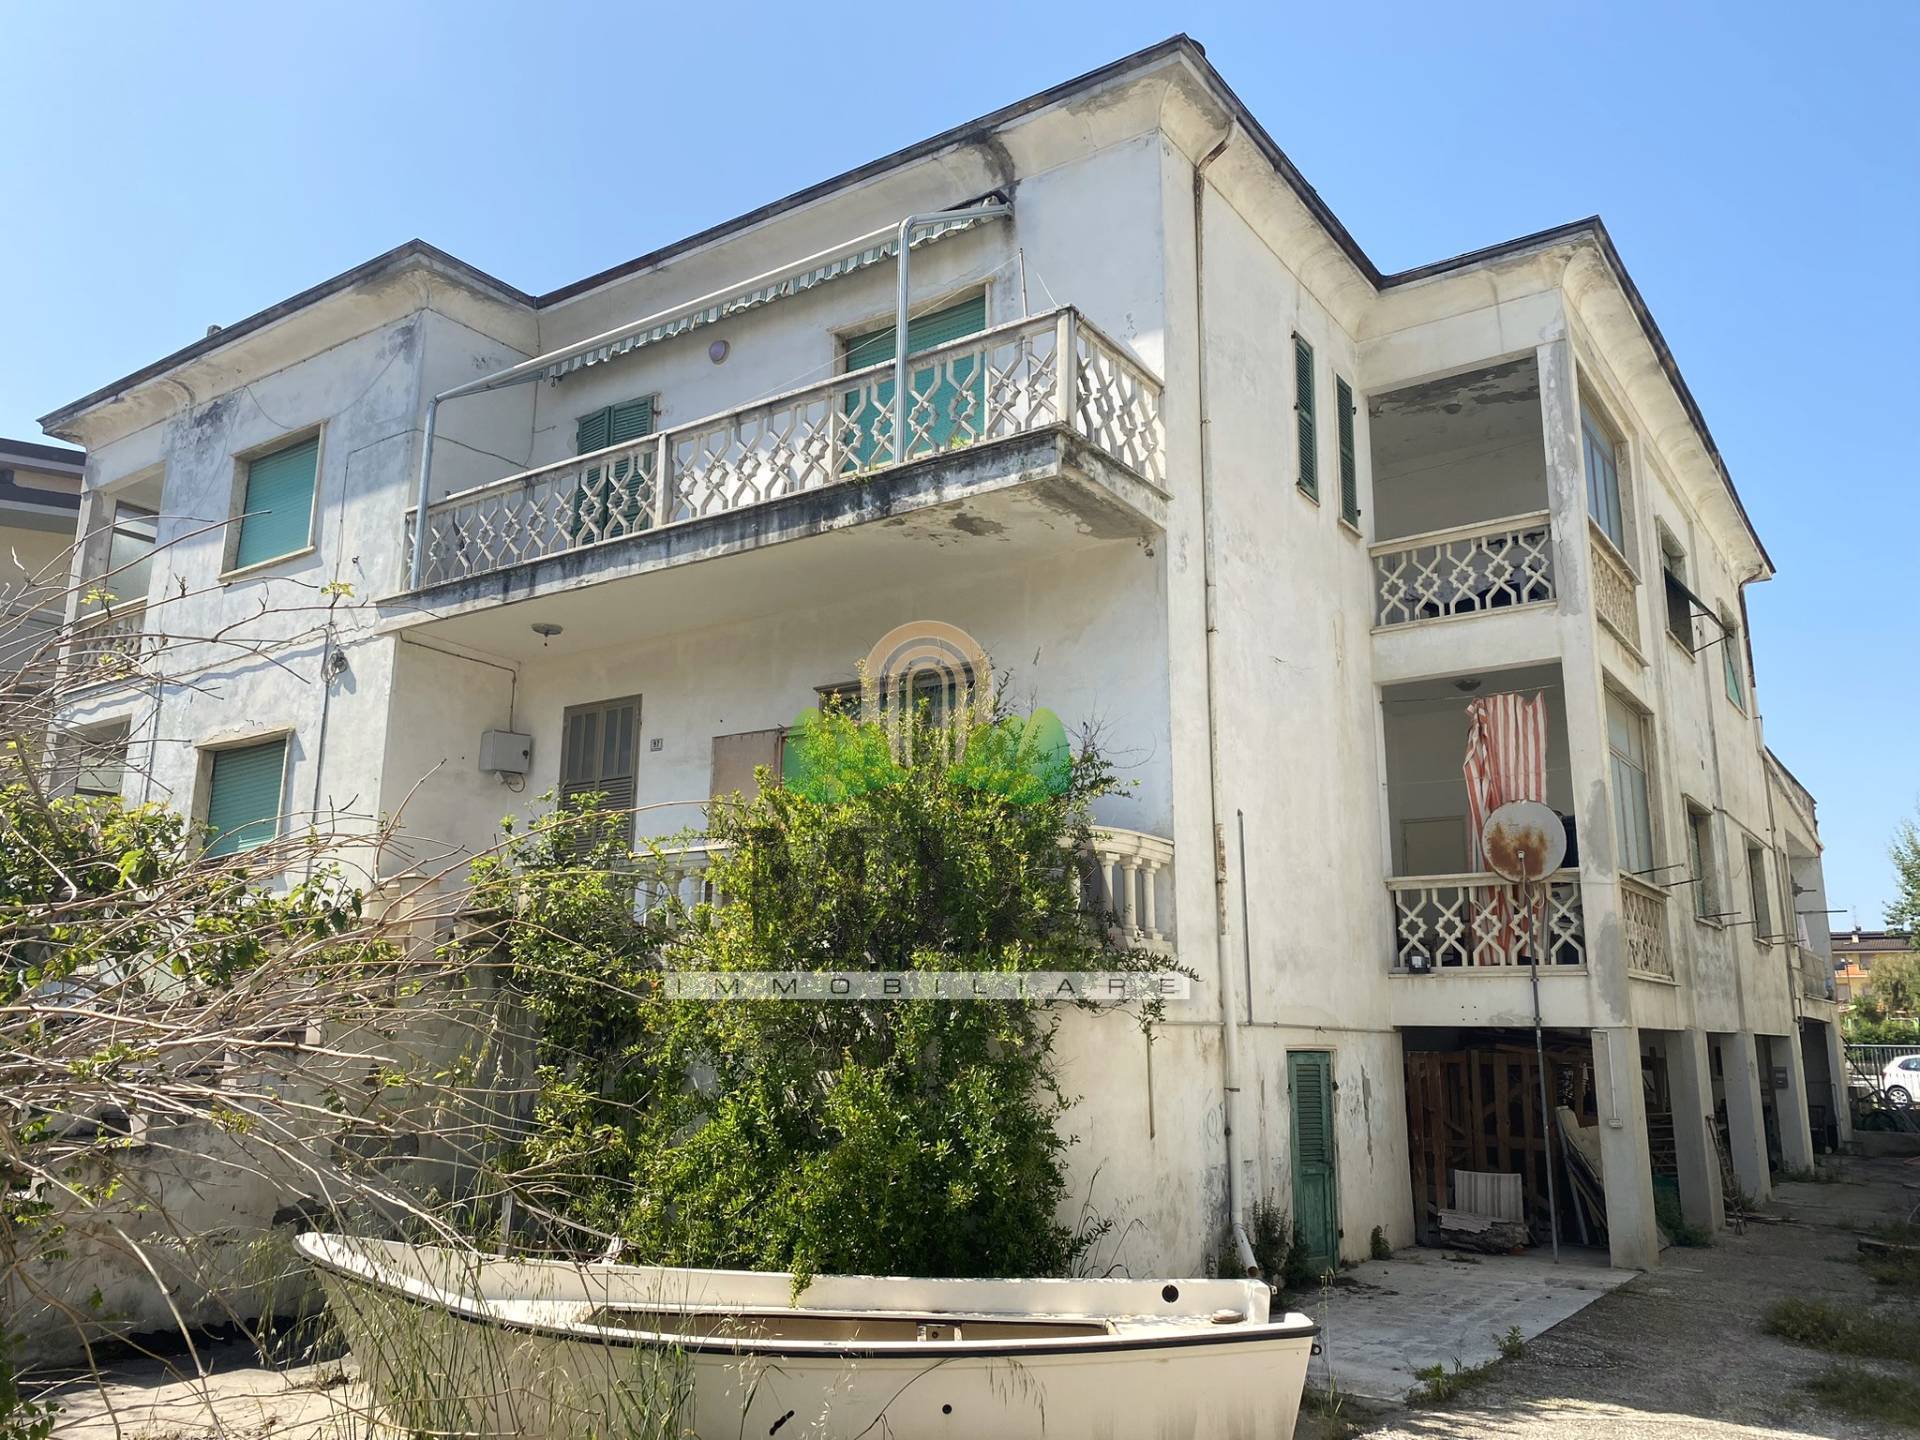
1652;1186;1713;1248
1409;1358;1497;1407
1369;1225;1392;1261
1764;1298;1920;1364
1498;1325;1526;1361
1805;1366;1920;1428
483;704;1171;1283
0;1332;56;1440
1889;812;1920;936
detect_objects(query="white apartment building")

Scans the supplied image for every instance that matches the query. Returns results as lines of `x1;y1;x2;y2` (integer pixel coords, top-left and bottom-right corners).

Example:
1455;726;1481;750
40;36;1843;1275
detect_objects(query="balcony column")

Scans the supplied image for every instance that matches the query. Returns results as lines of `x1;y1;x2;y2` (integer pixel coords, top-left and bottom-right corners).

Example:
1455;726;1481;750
1772;1028;1816;1172
1592;1024;1660;1269
1719;1030;1772;1204
1665;1028;1725;1232
1537;337;1629;1025
1822;1021;1854;1146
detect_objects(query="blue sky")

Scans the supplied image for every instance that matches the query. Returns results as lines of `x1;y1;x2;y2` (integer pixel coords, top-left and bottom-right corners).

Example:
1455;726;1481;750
2;2;1914;920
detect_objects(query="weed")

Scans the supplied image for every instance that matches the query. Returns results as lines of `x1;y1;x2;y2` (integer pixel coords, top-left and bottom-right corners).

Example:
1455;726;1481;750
1369;1225;1392;1261
1498;1326;1526;1361
1653;1186;1713;1248
1763;1298;1920;1364
1861;1248;1920;1288
1805;1365;1920;1427
1409;1359;1496;1407
1775;1165;1839;1185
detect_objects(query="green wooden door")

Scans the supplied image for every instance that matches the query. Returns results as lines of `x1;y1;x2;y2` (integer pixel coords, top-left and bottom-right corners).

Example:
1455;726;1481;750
1289;1050;1339;1275
843;293;986;468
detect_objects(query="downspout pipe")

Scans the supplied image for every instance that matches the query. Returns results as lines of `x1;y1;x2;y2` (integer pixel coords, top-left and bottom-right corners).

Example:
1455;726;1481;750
408;201;1012;589
1191;123;1258;1278
892;202;1012;456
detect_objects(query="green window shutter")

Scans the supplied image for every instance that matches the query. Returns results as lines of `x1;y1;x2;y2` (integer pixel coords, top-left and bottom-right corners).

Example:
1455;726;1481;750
608;396;655;445
1335;376;1358;524
234;436;318;570
575;407;613;455
1722;624;1746;710
204;737;287;857
844;293;988;370
1294;337;1317;499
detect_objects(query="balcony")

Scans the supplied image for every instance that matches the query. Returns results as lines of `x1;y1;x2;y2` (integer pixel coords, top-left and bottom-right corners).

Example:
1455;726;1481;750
402;308;1163;600
1388;870;1585;970
1371;512;1554;630
637;827;1177;955
1589;522;1641;653
1619;874;1673;980
66;604;150;688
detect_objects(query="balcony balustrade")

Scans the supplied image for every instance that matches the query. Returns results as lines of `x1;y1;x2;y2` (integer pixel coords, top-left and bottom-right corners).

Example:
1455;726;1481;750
1370;513;1554;629
1387;870;1585;971
1589;523;1641;650
635;827;1176;954
1619;874;1673;980
66;603;149;686
405;308;1163;590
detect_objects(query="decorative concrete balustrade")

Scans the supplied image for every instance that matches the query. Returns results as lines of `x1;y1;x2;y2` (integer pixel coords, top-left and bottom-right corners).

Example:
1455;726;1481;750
66;604;149;686
1619;875;1673;979
405;308;1163;589
1589;524;1641;650
1387;870;1585;970
1370;513;1555;629
636;828;1176;954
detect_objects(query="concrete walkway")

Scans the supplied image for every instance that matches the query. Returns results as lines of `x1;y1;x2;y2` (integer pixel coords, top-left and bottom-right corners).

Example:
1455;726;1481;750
1297;1245;1635;1402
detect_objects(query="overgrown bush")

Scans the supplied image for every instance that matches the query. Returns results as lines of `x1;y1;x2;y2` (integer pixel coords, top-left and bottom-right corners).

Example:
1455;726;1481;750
478;701;1175;1283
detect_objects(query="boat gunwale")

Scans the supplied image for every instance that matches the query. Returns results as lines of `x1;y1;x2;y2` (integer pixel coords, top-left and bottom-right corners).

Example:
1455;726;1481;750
298;1236;1321;1363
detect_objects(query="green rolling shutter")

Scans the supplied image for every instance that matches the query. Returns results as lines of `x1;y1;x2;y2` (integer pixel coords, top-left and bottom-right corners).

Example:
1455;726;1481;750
234;436;318;570
204;737;287;857
1336;376;1359;524
843;293;988;371
1294;337;1318;499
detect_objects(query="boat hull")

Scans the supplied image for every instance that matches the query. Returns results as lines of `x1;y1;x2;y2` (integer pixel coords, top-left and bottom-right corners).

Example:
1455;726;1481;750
304;1239;1313;1440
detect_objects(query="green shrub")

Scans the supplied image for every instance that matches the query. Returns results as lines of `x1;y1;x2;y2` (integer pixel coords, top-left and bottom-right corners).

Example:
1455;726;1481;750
1805;1365;1920;1427
1369;1225;1392;1261
1764;1298;1920;1363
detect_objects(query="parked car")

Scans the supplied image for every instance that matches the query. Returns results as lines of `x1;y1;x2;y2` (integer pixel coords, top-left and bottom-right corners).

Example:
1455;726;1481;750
1882;1054;1920;1107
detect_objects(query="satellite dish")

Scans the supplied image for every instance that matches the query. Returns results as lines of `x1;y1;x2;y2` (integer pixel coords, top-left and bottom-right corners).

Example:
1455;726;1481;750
1482;801;1567;883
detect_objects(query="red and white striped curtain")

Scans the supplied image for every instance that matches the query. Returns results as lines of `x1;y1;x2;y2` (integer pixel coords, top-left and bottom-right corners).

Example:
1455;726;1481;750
1463;692;1549;871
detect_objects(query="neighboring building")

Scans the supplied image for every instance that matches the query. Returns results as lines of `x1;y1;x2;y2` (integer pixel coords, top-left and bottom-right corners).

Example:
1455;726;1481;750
1833;928;1918;1009
0;437;84;687
38;35;1834;1273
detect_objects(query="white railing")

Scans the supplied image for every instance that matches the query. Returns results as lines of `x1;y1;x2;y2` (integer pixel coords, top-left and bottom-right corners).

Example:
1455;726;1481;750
1370;512;1554;628
1620;874;1673;979
635;827;1176;952
406;308;1164;589
1589;522;1641;650
66;603;149;686
1388;870;1585;970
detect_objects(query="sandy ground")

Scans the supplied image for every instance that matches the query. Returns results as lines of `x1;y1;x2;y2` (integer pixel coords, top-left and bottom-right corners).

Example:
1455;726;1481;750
1329;1154;1920;1440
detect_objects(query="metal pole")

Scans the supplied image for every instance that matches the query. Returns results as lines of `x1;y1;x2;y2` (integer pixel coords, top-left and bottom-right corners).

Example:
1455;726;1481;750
409;394;439;590
894;216;914;465
1522;854;1562;1262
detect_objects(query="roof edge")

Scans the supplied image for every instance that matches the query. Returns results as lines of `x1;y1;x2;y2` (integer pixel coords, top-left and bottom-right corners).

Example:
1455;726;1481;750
0;436;85;471
38;240;531;435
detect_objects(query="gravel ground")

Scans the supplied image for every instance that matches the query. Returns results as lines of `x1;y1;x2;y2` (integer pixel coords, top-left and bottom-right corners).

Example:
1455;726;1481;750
1333;1154;1920;1440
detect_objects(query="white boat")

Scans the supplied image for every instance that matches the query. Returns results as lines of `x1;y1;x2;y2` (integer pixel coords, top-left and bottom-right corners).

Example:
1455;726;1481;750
296;1233;1317;1439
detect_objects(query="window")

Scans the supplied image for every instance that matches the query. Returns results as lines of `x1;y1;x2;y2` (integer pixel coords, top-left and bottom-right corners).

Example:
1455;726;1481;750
1335;375;1359;525
1720;610;1747;711
1659;531;1693;647
1605;691;1654;876
1685;802;1716;920
843;293;987;466
570;396;656;540
203;736;288;857
818;665;977;728
1582;407;1624;550
1746;841;1773;943
70;721;130;798
233;435;318;571
559;696;640;845
107;501;159;607
1294;336;1318;500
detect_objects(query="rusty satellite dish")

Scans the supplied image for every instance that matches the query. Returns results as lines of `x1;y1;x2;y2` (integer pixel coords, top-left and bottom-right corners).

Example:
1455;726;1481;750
1482;800;1567;884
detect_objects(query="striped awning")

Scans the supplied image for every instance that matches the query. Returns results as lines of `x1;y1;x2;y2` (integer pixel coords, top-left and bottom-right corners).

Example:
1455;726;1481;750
543;214;989;382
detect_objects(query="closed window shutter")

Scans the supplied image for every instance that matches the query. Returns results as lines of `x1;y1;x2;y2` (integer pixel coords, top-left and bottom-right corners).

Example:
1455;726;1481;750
560;698;639;846
204;738;286;857
1722;624;1746;710
1292;1055;1331;1165
844;294;987;370
575;408;613;455
609;396;655;445
1335;376;1358;524
1294;337;1317;498
235;437;318;570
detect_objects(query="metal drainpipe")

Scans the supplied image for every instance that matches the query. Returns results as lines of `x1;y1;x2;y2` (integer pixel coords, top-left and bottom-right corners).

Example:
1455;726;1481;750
408;396;439;590
1191;122;1258;1278
891;202;1012;458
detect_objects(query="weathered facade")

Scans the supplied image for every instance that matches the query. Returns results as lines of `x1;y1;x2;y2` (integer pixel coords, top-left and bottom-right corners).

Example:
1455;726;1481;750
41;36;1839;1278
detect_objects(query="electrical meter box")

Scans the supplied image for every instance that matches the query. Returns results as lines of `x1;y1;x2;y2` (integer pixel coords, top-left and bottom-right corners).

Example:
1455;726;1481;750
479;730;532;776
